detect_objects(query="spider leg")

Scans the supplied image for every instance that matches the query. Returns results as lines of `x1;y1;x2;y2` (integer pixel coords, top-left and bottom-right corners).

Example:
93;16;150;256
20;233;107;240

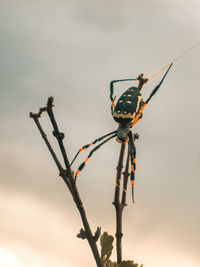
70;130;117;167
130;63;173;128
145;62;173;104
130;102;146;128
110;78;137;115
128;131;136;203
75;132;117;181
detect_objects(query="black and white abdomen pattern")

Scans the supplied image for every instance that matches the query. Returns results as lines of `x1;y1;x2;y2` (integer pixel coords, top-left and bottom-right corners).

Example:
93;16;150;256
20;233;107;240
113;86;143;124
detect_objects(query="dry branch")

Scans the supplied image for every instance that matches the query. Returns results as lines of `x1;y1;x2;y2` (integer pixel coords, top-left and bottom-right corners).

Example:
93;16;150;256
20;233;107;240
113;135;138;264
30;97;140;267
30;97;102;267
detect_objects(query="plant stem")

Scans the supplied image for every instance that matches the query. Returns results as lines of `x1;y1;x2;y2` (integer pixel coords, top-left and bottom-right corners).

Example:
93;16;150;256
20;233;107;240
113;143;130;264
113;143;125;263
30;98;102;267
72;184;102;267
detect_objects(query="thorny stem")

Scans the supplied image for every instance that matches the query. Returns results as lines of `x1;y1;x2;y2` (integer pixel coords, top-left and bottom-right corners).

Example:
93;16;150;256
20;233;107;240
30;97;102;267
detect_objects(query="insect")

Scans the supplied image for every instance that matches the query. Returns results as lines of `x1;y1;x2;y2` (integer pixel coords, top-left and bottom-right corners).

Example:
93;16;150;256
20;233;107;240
70;63;173;202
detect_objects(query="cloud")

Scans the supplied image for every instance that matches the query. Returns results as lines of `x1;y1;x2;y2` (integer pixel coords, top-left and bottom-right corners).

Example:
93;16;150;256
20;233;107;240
0;0;200;266
0;191;94;267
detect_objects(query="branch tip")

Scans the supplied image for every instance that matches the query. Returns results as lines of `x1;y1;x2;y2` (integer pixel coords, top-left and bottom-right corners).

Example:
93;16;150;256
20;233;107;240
47;96;54;108
94;227;101;242
29;112;40;119
31;97;102;267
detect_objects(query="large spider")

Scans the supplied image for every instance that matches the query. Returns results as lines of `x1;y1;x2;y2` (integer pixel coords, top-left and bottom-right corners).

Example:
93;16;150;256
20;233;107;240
70;63;173;202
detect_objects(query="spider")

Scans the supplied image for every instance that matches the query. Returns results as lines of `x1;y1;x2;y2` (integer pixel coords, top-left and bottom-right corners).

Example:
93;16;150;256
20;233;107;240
70;63;173;202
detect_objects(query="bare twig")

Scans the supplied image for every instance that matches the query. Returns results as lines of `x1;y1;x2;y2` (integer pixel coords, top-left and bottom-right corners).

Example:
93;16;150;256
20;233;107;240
30;98;102;267
122;145;130;206
29;113;63;174
113;143;126;263
114;143;126;205
113;134;138;264
46;97;74;181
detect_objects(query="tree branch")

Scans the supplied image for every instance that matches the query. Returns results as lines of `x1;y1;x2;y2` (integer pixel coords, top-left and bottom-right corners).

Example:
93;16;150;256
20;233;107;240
113;143;126;205
113;134;138;264
121;145;130;207
46;97;74;182
112;143;126;264
30;98;102;267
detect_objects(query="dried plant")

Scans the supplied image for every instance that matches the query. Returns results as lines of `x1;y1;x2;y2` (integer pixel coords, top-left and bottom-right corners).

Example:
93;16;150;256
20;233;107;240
30;96;142;267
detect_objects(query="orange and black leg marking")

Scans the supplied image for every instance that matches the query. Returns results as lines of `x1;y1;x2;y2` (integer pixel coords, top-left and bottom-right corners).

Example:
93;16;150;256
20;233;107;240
70;130;117;167
128;131;136;203
116;136;129;144
131;102;147;128
124;136;129;144
111;99;115;114
130;155;136;203
130;63;173;129
75;132;117;181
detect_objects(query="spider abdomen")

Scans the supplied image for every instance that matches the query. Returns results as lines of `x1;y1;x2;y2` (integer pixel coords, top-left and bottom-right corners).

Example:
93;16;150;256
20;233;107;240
113;86;143;124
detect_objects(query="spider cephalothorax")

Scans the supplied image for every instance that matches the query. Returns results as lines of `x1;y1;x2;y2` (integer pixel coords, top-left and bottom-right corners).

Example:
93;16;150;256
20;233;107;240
116;123;130;143
70;63;173;202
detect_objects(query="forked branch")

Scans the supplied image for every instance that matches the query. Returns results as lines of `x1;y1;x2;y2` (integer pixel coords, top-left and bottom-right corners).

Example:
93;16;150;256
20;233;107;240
30;97;102;267
30;96;140;267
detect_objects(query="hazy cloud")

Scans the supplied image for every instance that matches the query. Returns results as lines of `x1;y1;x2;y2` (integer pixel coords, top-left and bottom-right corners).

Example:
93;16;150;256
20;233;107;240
0;0;199;266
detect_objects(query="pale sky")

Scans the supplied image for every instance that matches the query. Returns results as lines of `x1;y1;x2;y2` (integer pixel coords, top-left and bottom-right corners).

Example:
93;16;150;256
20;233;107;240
0;0;200;266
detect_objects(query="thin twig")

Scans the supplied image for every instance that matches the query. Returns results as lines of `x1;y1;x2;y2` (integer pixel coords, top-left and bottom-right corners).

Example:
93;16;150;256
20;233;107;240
121;145;130;206
112;143;126;264
30;99;102;267
46;97;74;182
30;113;63;173
113;143;126;205
113;134;138;264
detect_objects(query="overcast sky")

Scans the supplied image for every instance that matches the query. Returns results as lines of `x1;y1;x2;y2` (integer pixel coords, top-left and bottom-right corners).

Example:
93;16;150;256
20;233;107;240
0;1;200;266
